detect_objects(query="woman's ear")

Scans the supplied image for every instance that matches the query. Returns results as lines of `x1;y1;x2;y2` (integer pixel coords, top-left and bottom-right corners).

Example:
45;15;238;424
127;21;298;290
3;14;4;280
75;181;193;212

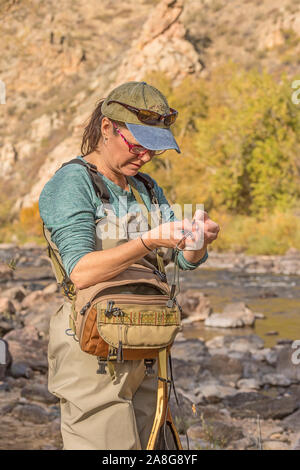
101;117;113;140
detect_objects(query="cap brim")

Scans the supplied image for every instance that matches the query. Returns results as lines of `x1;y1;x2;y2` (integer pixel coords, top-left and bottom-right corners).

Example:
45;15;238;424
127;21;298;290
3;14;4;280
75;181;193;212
125;123;181;154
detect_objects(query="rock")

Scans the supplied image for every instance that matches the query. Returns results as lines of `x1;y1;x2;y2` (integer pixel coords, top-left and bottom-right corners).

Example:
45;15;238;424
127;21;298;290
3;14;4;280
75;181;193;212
0;286;27;303
206;347;230;356
0;142;18;176
254;312;266;319
251;348;279;366
276;346;300;382
263;440;291;450
206;334;264;352
205;313;244;328
21;290;45;309
115;0;203;86
171;338;208;362
187;419;244;447
42;283;58;295
194;382;239;404
229;436;257;450
222;302;256;326
7;377;28;389
237;378;261;390
204;354;243;377
229;336;264;352
204;302;256;328
0;263;14;281
292;435;300;450
3;325;48;372
177;289;212;321
277;339;294;345
21;383;59;405
281;409;300;432
261;373;292;387
205;335;227;349
9;362;34;379
0;381;10;392
12;403;53;424
171;357;209;392
0;297;16;315
228;395;298;420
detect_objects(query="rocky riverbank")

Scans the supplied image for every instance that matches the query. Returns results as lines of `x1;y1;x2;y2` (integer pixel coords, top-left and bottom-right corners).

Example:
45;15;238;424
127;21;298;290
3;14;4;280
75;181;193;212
0;243;300;450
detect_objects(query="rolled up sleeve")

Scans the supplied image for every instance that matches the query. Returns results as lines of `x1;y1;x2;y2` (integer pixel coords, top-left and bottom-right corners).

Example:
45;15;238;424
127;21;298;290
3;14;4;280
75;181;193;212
39;165;100;277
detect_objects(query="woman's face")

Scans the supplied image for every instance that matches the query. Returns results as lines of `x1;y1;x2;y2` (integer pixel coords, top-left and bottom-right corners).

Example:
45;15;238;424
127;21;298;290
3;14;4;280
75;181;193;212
100;118;155;176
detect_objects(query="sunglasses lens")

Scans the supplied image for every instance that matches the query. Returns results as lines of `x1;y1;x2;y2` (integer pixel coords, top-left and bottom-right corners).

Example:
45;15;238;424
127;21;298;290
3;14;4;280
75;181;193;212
164;114;177;126
137;110;160;124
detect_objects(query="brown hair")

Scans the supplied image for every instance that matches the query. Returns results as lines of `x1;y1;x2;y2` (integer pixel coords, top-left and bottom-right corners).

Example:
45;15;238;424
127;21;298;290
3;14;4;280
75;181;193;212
81;99;126;156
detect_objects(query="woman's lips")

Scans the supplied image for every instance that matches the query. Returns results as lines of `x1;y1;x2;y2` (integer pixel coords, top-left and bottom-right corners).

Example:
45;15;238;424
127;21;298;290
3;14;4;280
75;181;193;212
130;162;141;168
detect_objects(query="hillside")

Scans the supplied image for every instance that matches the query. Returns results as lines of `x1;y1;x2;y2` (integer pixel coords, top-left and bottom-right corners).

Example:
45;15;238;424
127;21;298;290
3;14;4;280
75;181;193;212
0;0;299;247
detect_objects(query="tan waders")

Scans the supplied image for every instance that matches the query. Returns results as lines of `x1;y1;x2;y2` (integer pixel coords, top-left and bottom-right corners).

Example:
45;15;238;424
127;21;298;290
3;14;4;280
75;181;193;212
45;158;184;450
48;301;160;450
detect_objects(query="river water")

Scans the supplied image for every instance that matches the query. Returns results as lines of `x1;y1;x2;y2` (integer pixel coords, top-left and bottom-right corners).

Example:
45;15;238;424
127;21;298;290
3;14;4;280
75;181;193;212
177;268;300;348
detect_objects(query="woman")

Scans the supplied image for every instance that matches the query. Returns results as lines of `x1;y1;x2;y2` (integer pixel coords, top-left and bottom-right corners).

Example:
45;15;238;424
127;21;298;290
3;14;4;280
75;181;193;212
39;81;220;450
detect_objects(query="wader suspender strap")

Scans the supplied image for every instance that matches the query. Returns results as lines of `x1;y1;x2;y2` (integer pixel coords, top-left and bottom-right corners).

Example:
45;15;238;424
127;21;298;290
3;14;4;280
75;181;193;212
129;179;166;276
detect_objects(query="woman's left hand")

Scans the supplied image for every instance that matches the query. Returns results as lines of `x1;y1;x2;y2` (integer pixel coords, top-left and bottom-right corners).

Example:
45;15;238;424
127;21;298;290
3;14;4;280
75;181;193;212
190;209;220;249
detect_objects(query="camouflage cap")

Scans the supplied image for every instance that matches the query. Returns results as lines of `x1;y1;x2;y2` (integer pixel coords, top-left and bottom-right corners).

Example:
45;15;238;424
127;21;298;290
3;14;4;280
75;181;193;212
101;81;181;153
101;81;171;129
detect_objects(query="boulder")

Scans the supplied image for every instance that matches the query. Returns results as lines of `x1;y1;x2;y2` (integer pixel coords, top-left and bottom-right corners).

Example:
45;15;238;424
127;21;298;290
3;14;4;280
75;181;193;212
4;325;48;372
21;383;59;404
177;289;212;321
261;373;292;387
12;403;53;425
187;420;244;447
203;354;243;377
227;395;298;420
0;263;13;281
204;302;255;328
276;346;300;382
281;409;300;432
237;378;261;390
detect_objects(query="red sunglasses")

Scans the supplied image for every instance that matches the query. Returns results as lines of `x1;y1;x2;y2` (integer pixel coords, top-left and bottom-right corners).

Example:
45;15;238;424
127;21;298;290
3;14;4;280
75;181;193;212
112;122;166;156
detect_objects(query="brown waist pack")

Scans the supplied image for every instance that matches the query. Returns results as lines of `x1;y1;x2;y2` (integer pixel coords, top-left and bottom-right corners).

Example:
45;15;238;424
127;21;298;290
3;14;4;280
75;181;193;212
70;263;181;363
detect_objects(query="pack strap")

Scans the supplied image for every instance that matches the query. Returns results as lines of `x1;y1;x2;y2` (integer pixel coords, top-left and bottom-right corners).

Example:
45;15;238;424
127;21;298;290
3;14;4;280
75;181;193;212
130;180;166;275
57;158;110;203
42;222;76;300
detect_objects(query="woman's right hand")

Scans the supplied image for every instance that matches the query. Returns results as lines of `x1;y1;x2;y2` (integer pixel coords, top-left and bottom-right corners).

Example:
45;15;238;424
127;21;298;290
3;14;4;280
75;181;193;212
141;219;195;250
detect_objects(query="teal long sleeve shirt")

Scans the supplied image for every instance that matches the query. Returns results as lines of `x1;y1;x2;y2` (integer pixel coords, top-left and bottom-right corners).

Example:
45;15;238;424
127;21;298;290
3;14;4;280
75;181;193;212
39;155;208;277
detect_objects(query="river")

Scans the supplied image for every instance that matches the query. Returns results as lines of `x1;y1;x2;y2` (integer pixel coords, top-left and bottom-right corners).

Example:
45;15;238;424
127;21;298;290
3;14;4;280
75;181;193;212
177;268;300;348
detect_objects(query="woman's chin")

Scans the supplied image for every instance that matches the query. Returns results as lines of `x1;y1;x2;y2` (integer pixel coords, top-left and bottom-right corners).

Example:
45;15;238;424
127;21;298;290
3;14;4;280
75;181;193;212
123;164;142;174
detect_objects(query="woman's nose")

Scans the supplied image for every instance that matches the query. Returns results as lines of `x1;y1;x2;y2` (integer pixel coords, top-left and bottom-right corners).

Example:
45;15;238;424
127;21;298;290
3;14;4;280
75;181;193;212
139;150;153;162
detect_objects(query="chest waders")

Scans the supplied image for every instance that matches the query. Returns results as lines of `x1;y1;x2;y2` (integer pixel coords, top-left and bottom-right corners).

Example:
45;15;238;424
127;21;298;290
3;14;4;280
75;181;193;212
43;158;184;450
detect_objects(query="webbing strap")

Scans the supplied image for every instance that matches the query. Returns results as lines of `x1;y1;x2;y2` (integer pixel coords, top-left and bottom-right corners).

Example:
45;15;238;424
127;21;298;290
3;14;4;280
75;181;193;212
130;182;166;275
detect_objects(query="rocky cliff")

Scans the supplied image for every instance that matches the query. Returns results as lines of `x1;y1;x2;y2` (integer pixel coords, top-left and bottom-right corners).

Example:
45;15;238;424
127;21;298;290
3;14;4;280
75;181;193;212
0;0;299;226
